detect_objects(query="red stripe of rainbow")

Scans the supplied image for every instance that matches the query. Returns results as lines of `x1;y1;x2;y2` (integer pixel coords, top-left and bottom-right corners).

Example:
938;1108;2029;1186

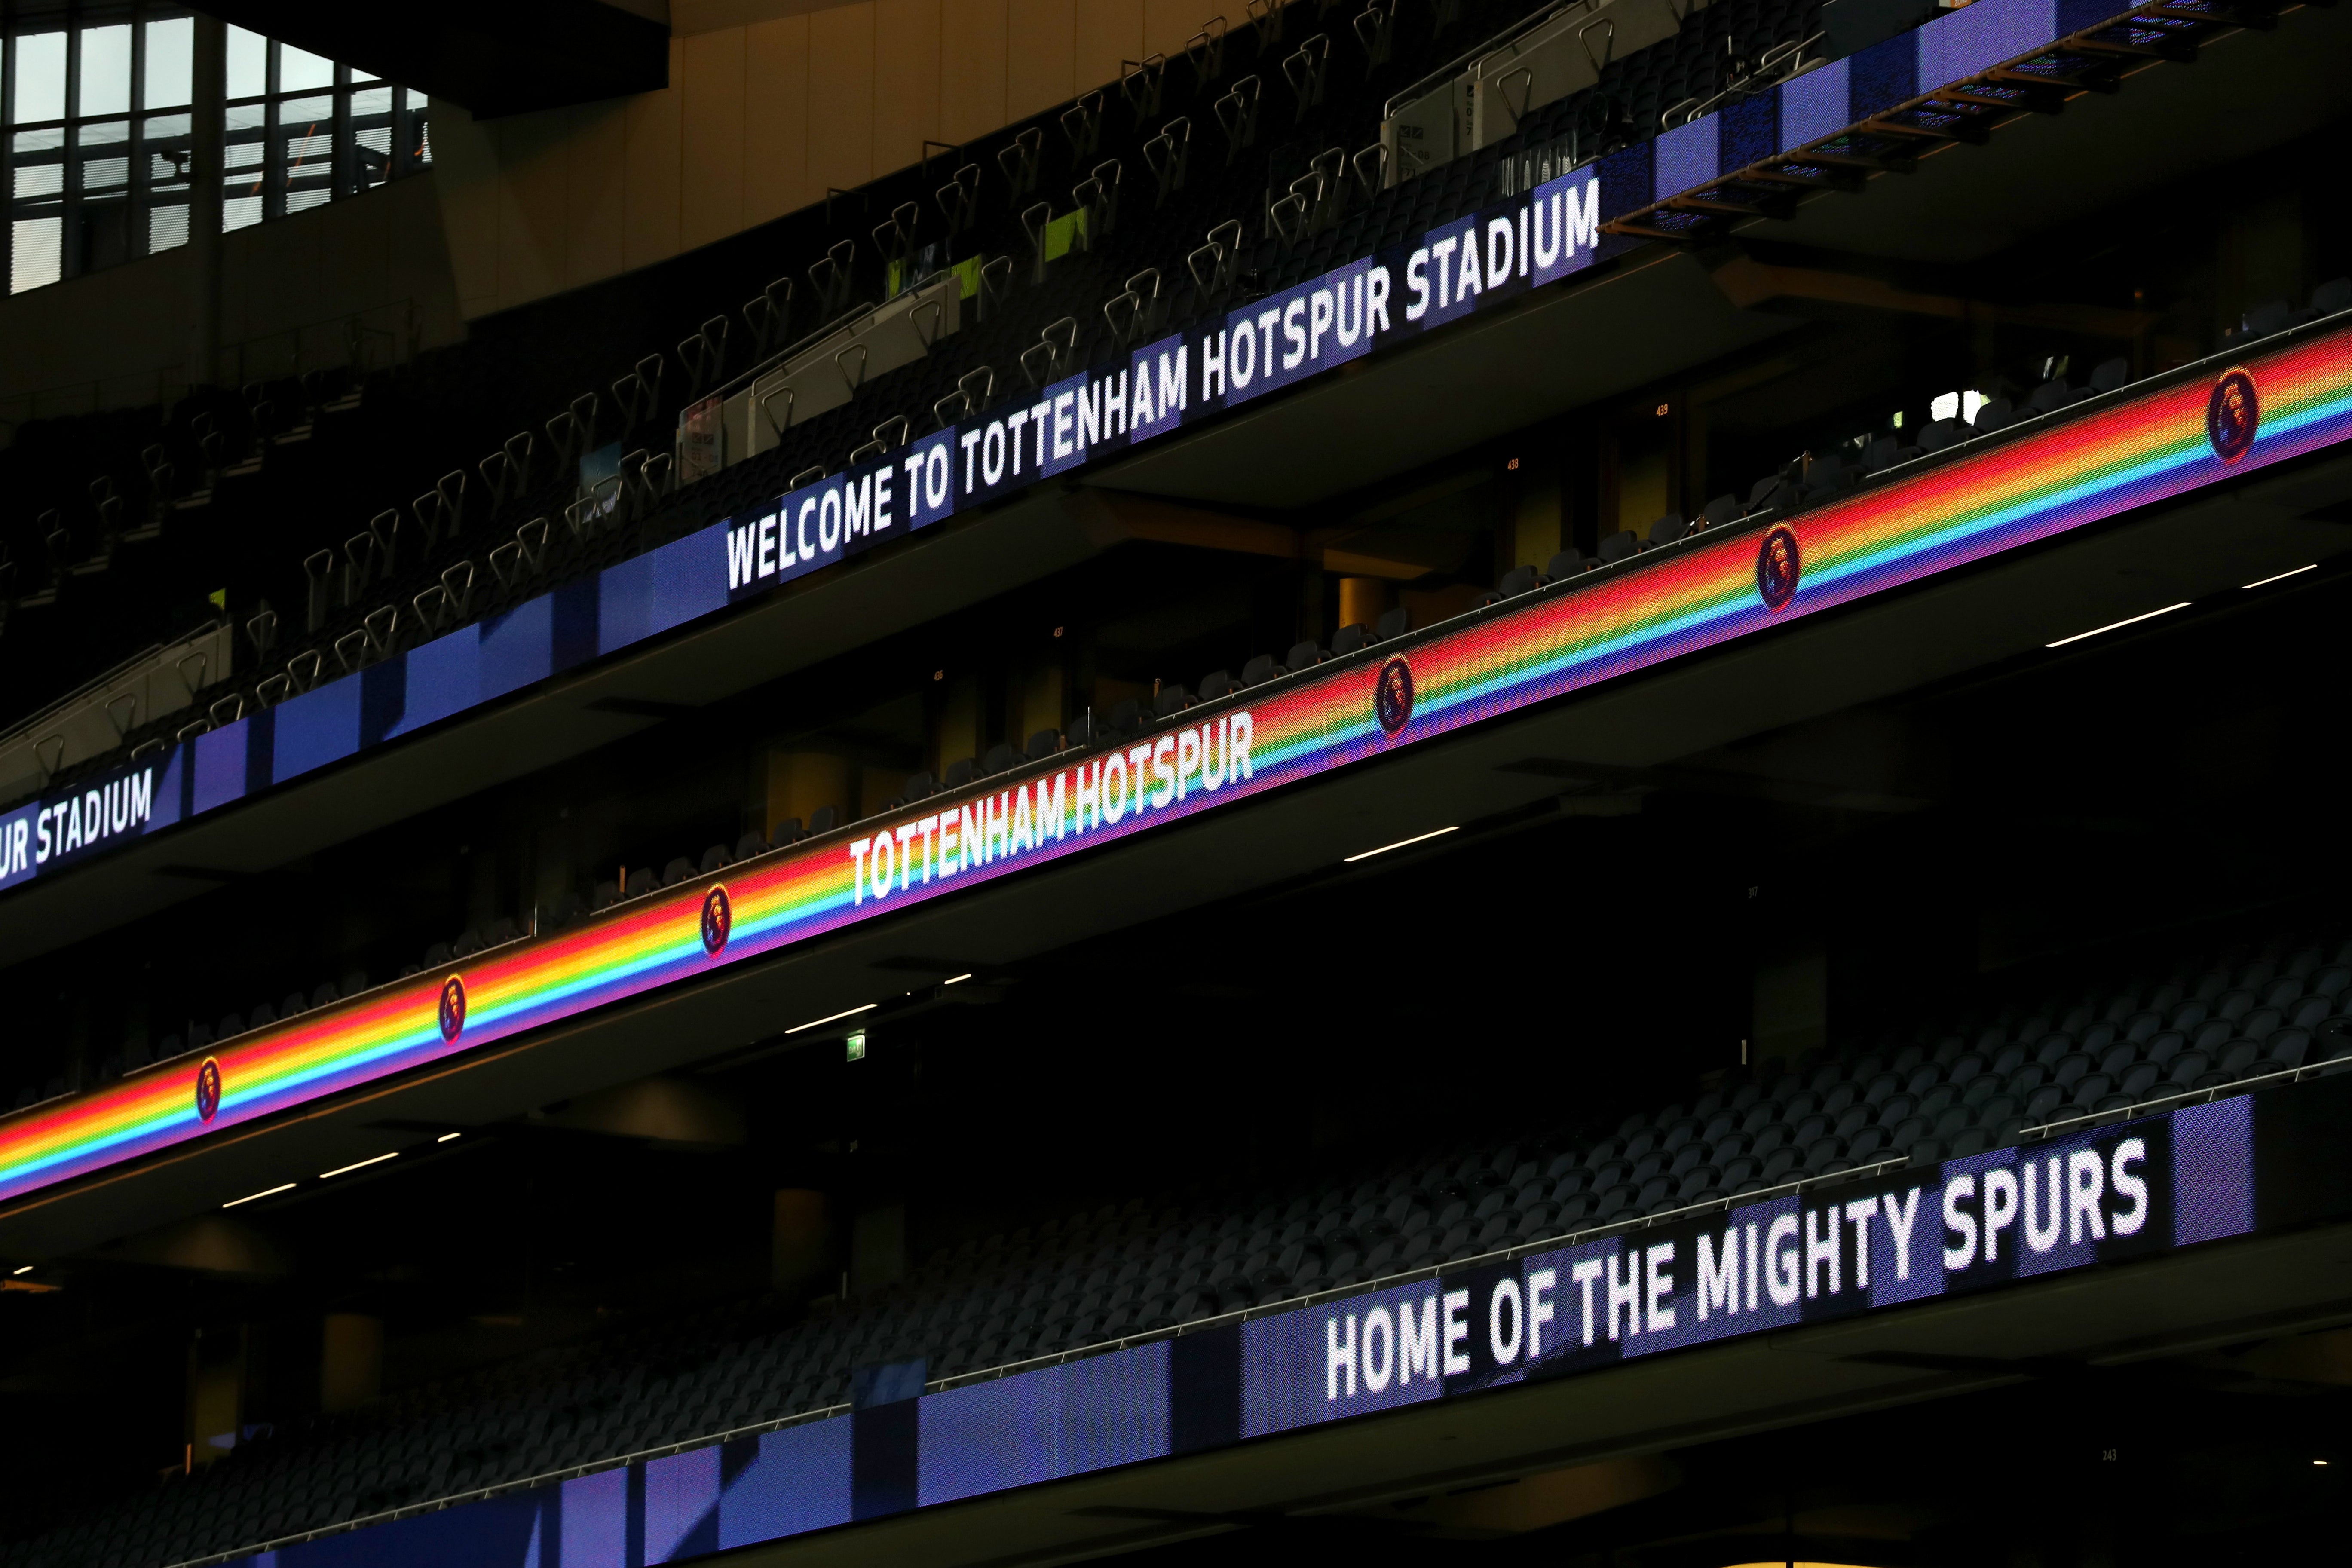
4;327;2347;1208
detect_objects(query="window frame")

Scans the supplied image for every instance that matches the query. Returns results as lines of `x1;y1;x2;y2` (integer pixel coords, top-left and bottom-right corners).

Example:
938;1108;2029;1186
4;6;429;295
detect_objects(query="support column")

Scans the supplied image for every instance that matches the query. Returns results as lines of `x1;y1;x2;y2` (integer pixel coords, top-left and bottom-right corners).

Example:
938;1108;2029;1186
850;1203;906;1295
185;15;225;388
186;1324;245;1468
1015;663;1066;749
765;750;851;836
772;1188;833;1295
320;1313;383;1412
1337;577;1394;634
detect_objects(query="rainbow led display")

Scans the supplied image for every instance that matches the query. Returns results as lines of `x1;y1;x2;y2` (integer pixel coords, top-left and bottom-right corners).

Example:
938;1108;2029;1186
3;327;2348;1210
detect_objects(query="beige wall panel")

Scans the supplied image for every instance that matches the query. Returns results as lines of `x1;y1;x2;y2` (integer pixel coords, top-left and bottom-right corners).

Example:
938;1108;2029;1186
1142;0;1199;61
1074;0;1145;95
939;0;1009;145
1007;0;1077;122
219;215;285;339
425;100;502;316
744;15;814;224
622;38;688;271
681;29;751;252
807;4;878;193
495;109;571;311
312;185;395;322
676;0;867;31
381;177;468;350
0;177;460;411
872;0;942;180
566;103;631;291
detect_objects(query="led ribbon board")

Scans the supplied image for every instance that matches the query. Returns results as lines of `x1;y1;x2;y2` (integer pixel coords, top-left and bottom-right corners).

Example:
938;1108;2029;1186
202;1078;2345;1568
0;0;2171;898
1;324;2347;1210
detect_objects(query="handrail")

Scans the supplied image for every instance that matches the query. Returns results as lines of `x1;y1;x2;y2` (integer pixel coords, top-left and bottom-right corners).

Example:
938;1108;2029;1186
0;620;227;753
1383;0;1595;117
696;269;954;413
176;1028;2336;1568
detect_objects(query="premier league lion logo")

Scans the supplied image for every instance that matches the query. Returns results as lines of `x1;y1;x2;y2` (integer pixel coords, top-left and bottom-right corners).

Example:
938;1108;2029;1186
1375;655;1415;735
194;1057;222;1124
701;885;733;956
438;976;467;1043
1756;525;1802;612
2208;367;2259;464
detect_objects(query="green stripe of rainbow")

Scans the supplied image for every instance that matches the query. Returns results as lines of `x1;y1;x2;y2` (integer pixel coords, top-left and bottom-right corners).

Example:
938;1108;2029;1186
4;328;2347;1208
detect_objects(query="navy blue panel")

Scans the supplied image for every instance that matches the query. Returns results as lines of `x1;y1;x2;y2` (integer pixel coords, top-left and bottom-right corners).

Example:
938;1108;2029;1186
1169;1324;1241;1454
1847;33;1919;119
673;1503;721;1562
551;576;601;675
244;706;277;791
2058;0;2122;35
277;1490;541;1567
721;1433;761;1487
851;1399;920;1519
1598;141;1653;221
1721;92;1779;172
359;655;409;749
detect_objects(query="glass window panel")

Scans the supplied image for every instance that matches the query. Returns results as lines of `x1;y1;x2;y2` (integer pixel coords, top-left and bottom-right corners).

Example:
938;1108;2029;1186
355;125;391;185
14;125;66;155
77;120;131;150
82;157;129;193
226;27;268;100
285;187;331;214
79;24;133;119
350;86;393;120
12;217;62;291
149;199;190;254
15;162;63;199
278;43;334;93
226;101;267;134
222;193;261;232
144;111;192;140
14;31;67;123
144;18;193;109
279;94;334;127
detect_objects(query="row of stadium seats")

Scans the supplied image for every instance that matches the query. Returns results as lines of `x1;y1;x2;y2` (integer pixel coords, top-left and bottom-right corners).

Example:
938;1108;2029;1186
9;598;1449;1105
3;0;1855;816
21;230;2352;1116
17;244;2351;1114
12;911;2352;1567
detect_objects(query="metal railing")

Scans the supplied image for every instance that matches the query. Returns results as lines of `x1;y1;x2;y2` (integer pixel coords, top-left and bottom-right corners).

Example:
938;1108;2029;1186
0;298;419;447
163;1047;2347;1568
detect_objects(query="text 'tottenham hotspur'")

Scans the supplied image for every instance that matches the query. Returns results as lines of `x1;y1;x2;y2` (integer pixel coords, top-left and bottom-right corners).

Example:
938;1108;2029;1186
845;713;1255;906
